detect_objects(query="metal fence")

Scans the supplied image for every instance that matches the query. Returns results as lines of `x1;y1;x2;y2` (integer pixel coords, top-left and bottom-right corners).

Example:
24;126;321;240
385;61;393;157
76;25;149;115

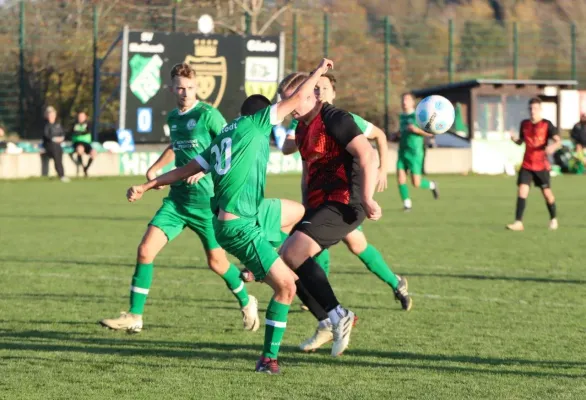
0;1;584;139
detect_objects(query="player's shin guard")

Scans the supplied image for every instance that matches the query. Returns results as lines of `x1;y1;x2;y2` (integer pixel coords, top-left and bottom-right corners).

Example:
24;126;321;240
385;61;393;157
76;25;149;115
546;202;557;219
129;263;153;315
296;258;340;315
420;179;432;189
314;249;331;277
398;183;410;201
358;245;399;289
295;280;329;321
515;197;527;221
263;298;290;359
222;264;250;308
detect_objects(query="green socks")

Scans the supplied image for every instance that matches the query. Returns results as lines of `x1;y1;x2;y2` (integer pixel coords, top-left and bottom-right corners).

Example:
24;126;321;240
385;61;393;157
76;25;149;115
263;298;290;359
314;249;331;277
358;245;399;290
129;263;154;315
398;183;410;201
221;263;250;308
420;178;432;190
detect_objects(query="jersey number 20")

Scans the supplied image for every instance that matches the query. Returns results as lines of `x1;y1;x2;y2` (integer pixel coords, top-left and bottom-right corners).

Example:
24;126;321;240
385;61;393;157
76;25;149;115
210;138;232;175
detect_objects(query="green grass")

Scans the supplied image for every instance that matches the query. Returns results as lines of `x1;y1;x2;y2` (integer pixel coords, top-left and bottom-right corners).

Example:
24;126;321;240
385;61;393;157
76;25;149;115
1;175;585;400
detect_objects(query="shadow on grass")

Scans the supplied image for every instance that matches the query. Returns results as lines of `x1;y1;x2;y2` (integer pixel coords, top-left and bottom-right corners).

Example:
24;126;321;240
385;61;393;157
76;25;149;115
0;213;147;222
404;272;586;285
0;329;583;378
0;257;209;270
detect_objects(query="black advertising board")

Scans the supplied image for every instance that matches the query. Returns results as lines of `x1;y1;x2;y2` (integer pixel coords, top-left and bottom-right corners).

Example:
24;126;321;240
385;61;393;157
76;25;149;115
121;30;282;143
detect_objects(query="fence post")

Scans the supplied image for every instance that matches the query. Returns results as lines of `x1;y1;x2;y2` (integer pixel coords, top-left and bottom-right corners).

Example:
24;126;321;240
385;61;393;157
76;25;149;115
384;16;390;135
513;22;519;80
245;12;251;35
571;23;577;81
18;0;25;138
172;3;177;32
323;13;329;57
92;5;100;142
448;19;454;83
292;12;298;71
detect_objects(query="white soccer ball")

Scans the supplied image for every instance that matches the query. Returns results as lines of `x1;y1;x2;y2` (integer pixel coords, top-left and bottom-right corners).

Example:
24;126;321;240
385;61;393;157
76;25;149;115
415;95;455;135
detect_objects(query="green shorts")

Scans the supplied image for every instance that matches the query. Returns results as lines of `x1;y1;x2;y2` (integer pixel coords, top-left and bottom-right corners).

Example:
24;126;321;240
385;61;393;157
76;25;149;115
397;151;424;175
257;198;283;247
214;217;279;281
149;197;220;251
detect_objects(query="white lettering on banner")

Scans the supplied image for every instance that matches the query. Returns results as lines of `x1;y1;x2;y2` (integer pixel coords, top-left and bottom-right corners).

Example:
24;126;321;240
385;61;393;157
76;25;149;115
120;152;174;176
267;152;302;174
129;42;165;53
246;39;277;52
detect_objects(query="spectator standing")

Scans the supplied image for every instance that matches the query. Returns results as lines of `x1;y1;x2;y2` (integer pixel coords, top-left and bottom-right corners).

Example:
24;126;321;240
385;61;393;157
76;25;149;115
570;113;586;157
43;106;70;182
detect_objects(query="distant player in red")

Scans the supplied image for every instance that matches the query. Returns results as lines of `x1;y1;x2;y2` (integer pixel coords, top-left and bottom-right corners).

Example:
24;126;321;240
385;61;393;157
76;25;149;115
507;97;561;231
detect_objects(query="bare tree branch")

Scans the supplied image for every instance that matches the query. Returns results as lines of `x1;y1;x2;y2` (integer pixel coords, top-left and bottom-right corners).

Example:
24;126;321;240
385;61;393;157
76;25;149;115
232;0;253;15
258;4;292;35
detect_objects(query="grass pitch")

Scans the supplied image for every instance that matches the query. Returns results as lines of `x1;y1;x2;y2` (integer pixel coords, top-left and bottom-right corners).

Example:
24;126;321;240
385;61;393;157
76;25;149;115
0;175;585;399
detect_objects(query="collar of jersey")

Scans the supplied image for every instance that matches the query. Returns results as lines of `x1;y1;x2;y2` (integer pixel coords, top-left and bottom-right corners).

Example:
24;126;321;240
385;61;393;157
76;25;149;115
178;100;200;116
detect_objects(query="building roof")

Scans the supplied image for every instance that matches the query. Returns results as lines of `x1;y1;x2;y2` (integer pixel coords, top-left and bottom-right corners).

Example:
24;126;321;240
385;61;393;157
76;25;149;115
412;79;579;97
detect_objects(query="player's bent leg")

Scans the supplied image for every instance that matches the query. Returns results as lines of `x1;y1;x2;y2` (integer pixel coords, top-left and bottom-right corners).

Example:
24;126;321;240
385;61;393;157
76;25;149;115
542;187;558;230
412;173;439;199
279;198;305;233
397;168;411;211
83;148;96;176
99;225;169;333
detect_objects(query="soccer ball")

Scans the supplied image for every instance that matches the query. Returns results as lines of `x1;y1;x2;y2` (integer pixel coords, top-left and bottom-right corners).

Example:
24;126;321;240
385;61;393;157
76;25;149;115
415;95;455;135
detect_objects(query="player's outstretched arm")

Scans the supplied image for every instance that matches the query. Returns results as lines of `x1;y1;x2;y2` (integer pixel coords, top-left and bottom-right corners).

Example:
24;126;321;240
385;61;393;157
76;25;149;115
368;126;389;191
275;58;333;122
127;159;203;202
346;135;381;220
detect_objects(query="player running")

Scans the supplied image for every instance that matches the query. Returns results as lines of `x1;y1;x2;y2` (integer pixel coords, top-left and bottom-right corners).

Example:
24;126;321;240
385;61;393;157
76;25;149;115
100;63;260;334
396;92;439;211
507;97;560;231
125;59;359;374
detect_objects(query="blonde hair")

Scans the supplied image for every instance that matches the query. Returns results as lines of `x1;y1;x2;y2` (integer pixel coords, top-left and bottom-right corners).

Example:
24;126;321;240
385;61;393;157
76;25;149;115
278;72;308;96
44;106;57;117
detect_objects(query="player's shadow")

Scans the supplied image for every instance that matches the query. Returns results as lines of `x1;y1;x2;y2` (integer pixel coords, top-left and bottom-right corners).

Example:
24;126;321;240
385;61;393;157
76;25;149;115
0;330;583;378
0;257;209;271
404;272;586;285
0;213;146;222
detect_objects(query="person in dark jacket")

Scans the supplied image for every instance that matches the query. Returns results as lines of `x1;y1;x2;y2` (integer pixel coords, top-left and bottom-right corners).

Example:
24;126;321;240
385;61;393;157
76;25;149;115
42;106;69;182
570;113;586;156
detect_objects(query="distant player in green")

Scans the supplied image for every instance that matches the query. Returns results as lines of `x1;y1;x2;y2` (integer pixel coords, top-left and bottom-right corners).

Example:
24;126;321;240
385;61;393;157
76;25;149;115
71;111;97;177
272;72;410;353
126;58;358;374
100;63;260;334
397;92;439;211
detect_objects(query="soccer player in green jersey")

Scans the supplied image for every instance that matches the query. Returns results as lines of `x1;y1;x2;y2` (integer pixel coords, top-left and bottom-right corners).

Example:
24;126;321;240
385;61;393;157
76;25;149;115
397;92;440;211
273;72;410;353
71;111;97;177
125;59;359;374
100;63;260;334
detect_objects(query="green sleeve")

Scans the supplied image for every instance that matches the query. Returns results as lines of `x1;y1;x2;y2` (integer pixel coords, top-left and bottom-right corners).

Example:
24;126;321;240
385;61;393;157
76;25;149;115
350;113;374;137
288;119;299;131
194;144;213;172
251;104;283;136
205;108;227;138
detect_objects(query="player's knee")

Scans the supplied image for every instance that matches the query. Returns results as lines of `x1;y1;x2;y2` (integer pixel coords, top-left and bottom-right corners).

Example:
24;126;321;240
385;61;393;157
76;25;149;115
345;238;367;255
277;278;297;303
137;243;155;263
207;252;229;275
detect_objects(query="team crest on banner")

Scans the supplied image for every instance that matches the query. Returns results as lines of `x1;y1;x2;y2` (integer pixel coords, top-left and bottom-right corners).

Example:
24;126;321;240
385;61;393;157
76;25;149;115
244;57;279;100
185;39;227;108
129;54;163;104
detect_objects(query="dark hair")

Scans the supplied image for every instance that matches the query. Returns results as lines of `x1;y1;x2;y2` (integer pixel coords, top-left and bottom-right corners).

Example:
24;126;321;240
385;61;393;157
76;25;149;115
401;92;414;100
529;97;542;106
240;94;271;116
321;72;337;91
278;72;308;96
170;63;196;80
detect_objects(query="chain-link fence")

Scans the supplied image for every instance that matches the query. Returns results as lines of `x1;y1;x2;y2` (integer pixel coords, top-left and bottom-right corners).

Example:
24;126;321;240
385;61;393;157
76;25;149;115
0;1;582;139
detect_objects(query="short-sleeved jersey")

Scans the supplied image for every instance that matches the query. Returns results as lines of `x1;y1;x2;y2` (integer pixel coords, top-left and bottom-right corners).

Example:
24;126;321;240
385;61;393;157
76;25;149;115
399;112;424;154
72;121;92;144
519;118;557;171
289;112;373;137
295;103;362;209
195;105;282;218
167;102;227;208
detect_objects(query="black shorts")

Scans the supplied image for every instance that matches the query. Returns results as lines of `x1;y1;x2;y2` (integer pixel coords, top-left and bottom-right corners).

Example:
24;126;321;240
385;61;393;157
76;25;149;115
517;168;550;189
73;142;93;154
292;201;365;249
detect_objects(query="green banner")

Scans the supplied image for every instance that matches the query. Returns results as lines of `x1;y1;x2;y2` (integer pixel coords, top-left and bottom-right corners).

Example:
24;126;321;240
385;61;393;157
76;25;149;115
119;151;302;176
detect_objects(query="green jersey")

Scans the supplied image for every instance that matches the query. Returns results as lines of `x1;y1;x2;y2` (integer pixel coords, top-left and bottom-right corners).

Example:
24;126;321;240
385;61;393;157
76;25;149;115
288;112;373;137
167;101;227;208
399;112;424;154
72;122;92;144
195;105;281;219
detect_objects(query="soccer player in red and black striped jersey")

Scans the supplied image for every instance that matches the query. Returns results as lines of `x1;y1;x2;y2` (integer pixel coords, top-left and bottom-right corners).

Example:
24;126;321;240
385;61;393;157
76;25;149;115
507;97;561;231
277;68;383;357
